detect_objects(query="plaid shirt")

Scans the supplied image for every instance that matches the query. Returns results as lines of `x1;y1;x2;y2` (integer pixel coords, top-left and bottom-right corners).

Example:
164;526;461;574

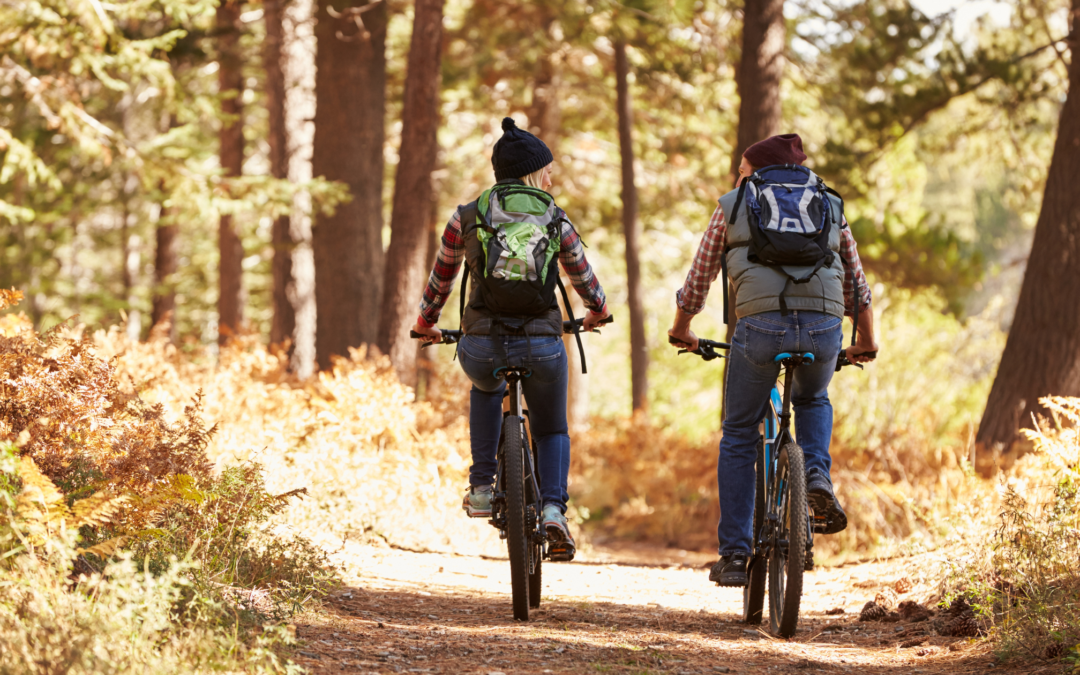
417;208;607;327
676;204;872;317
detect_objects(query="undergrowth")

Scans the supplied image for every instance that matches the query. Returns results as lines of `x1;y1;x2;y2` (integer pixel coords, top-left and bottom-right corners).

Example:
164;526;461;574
944;396;1080;671
0;290;331;673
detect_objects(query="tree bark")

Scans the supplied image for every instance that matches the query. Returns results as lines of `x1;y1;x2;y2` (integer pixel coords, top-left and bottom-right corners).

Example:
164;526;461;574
265;0;297;350
723;0;785;421
217;0;245;344
976;1;1080;462
312;0;386;369
283;0;318;377
376;0;445;383
528;30;561;144
729;0;785;178
615;40;648;414
152;190;178;342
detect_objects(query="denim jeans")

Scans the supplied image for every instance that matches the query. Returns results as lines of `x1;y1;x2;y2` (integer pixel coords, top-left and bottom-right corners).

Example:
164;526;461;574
457;334;571;511
717;310;844;555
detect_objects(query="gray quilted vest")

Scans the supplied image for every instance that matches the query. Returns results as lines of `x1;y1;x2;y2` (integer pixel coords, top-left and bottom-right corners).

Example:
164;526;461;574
719;187;846;320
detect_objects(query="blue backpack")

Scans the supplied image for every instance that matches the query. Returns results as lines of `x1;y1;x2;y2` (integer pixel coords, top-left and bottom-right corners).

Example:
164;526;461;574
724;164;844;318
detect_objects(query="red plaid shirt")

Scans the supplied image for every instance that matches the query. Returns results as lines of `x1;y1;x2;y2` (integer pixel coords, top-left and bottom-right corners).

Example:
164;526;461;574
676;204;872;317
417;208;607;327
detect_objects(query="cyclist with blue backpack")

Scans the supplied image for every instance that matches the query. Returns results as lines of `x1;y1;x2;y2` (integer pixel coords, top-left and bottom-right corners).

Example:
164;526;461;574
667;134;878;586
412;118;610;562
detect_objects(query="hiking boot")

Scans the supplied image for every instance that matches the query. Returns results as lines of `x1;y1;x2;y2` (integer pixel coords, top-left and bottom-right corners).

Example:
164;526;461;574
542;503;576;562
461;485;493;518
806;469;847;535
709;552;750;587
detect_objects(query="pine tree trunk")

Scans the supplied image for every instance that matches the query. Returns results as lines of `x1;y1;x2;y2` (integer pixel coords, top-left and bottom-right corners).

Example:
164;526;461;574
723;0;785;421
283;0;318;377
615;39;648;414
530;49;590;430
217;0;245;344
376;0;445;383
976;2;1080;462
312;0;386;369
152;192;178;341
729;0;785;176
265;0;297;350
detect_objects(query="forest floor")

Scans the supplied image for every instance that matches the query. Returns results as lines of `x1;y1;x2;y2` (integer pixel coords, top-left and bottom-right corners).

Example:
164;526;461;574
288;538;1054;675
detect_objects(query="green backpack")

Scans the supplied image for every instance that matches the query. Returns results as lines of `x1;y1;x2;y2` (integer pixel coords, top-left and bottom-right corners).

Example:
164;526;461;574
466;183;561;316
458;182;591;373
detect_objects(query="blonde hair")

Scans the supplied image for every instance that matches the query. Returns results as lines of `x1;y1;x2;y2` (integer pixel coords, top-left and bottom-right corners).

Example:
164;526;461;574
521;164;550;189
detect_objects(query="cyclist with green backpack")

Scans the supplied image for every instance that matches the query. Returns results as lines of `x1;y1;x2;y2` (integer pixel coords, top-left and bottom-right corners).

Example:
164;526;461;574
412;117;610;561
668;134;878;586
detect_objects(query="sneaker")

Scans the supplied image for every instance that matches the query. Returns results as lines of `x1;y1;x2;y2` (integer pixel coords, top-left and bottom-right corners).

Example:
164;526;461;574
542;503;576;562
709;552;750;587
461;485;492;518
806;470;847;534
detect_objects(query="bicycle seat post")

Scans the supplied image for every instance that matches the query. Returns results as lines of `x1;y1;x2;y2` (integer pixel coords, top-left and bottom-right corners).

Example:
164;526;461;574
496;367;529;418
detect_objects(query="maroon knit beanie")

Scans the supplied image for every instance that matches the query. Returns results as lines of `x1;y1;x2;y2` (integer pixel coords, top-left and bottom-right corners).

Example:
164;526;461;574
743;133;807;169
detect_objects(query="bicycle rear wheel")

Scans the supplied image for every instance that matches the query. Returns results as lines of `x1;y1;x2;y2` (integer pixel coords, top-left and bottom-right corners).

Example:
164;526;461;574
526;434;542;609
502;415;531;621
743;439;766;625
768;442;807;638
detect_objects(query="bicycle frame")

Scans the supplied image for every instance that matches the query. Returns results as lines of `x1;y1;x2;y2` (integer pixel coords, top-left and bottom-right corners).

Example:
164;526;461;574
490;371;546;560
756;353;816;571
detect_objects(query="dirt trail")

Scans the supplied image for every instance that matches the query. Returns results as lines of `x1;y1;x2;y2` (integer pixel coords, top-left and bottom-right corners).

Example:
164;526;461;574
291;542;1027;675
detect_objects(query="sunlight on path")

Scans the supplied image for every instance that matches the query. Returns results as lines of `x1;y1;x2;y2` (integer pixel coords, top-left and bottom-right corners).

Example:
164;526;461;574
288;542;1014;675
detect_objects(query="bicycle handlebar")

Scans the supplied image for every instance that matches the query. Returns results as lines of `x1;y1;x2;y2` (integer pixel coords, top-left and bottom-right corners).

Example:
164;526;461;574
670;334;876;371
409;315;615;348
835;349;876;371
668;335;730;361
563;315;614;333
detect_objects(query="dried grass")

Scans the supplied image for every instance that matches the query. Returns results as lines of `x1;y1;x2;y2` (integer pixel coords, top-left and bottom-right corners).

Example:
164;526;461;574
0;290;329;672
943;397;1080;668
92;328;505;558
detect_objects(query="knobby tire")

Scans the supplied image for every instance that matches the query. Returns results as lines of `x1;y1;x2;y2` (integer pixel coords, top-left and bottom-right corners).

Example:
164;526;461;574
768;442;806;638
743;439;766;625
503;416;531;621
527;434;542;609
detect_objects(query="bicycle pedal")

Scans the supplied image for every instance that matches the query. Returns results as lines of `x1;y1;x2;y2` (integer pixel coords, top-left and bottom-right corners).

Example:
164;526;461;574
548;544;575;562
804;555;815;571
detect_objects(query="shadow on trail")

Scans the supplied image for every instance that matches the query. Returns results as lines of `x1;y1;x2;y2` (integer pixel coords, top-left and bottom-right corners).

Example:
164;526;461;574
292;582;1008;675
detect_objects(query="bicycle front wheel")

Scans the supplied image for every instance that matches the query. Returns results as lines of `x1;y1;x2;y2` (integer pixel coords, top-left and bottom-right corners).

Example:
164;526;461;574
743;439;766;625
502;415;531;621
768;442;807;638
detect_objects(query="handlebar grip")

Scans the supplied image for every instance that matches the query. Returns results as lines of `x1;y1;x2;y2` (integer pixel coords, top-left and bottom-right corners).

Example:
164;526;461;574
564;315;615;332
409;330;423;339
668;334;692;348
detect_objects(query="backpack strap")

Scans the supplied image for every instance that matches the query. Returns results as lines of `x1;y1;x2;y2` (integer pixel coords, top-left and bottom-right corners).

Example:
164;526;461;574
556;274;588;375
455;201;480;360
821;186;857;348
721;185;751;326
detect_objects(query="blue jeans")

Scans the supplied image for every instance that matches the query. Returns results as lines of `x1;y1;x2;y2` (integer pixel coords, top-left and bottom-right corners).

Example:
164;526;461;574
457;334;571;512
717;310;844;555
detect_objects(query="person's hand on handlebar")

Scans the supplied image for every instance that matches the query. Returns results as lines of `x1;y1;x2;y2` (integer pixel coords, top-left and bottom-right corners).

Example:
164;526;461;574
845;342;878;364
410;321;442;344
582;308;611;332
667;306;699;352
667;327;699;353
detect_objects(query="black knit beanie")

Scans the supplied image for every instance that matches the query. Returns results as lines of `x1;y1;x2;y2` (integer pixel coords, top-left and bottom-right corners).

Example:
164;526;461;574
491;117;553;181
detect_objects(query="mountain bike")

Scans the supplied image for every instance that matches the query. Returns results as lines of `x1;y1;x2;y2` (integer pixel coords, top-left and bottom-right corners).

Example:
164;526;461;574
672;335;868;637
412;315;612;621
